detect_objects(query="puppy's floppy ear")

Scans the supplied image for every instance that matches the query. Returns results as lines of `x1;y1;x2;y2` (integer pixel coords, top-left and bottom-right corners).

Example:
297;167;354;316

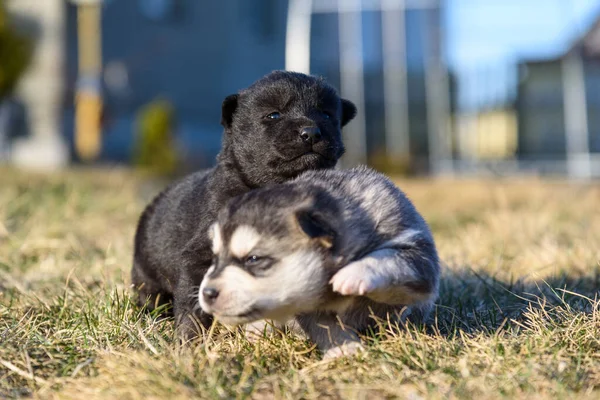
295;209;337;249
221;94;239;128
340;98;357;127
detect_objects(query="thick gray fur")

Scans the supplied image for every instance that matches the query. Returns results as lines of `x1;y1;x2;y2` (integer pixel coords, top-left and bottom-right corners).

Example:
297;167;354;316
200;166;440;358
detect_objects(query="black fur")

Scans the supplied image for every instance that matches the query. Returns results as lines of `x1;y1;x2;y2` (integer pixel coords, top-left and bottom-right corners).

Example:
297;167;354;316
131;71;356;338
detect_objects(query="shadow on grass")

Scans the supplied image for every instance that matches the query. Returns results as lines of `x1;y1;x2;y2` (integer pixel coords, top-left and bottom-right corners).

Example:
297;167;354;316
131;267;600;341
432;267;600;337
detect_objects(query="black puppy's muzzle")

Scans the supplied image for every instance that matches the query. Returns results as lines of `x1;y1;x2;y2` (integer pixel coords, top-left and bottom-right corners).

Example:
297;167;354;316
300;127;322;144
202;287;220;305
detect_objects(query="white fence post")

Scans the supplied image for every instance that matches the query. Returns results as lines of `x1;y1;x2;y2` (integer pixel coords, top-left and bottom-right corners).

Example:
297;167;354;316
562;51;592;180
382;0;411;164
338;0;368;167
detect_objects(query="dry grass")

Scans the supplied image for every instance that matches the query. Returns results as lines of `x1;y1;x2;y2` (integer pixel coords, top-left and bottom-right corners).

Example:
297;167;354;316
1;167;599;399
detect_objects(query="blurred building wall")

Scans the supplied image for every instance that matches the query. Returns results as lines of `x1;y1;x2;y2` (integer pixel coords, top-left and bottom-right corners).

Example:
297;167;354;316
517;56;600;160
450;9;600;178
309;6;443;173
517;60;567;160
62;0;288;169
586;60;600;153
4;0;449;173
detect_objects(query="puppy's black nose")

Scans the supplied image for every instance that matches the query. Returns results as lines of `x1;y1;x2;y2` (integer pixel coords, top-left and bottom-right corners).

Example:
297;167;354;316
202;287;219;304
300;127;322;144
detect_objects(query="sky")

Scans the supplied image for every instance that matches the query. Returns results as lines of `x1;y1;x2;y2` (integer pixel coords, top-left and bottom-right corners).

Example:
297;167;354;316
444;0;600;108
446;0;600;69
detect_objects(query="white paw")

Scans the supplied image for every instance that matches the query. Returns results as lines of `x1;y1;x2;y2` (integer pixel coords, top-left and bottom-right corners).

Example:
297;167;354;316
329;260;385;296
323;341;365;360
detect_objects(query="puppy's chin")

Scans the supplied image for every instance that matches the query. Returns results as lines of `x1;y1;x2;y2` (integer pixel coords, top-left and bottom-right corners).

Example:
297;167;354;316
211;307;264;326
282;152;337;175
214;301;313;327
215;314;259;327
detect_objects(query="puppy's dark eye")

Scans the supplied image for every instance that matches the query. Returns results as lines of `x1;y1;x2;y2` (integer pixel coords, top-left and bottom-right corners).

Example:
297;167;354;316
245;255;261;265
243;255;274;273
266;112;281;120
322;111;332;119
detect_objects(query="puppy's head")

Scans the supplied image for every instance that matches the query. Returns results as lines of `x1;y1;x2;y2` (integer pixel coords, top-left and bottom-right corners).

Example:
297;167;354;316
199;186;342;326
219;71;356;187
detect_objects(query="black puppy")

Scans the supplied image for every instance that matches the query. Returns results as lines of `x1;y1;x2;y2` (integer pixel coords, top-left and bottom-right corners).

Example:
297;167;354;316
131;71;357;338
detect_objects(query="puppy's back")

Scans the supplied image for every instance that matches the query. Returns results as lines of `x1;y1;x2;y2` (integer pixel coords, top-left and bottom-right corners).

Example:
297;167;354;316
293;166;432;251
291;167;439;338
132;169;213;307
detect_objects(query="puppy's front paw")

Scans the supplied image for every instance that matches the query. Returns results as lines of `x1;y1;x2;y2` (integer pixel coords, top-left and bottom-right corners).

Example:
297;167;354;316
330;261;385;296
323;341;365;360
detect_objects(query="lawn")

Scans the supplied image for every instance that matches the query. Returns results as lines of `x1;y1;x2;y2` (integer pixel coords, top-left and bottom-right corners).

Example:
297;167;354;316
1;167;599;399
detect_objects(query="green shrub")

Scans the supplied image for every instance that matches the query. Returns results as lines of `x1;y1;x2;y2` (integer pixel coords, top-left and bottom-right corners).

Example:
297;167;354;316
0;1;33;98
368;148;411;176
133;98;178;176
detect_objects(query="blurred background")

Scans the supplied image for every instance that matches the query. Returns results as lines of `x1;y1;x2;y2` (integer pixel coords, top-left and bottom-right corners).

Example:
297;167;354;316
0;0;599;179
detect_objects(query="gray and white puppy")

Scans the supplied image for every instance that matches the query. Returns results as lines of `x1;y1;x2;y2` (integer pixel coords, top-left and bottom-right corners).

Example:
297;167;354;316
199;166;440;358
